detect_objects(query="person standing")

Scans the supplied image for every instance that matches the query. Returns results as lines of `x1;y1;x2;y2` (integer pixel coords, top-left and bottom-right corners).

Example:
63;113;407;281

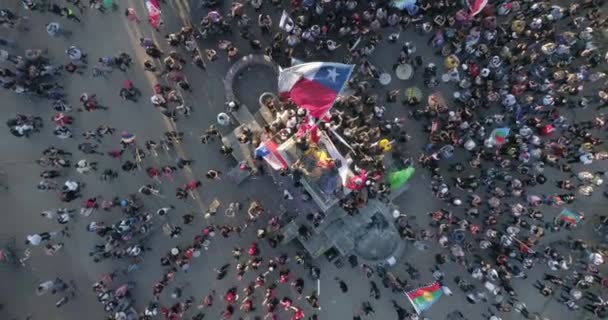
46;22;71;38
125;8;140;23
61;7;81;23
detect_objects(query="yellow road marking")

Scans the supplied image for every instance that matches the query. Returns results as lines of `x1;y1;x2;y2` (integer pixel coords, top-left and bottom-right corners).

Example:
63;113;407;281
123;0;207;215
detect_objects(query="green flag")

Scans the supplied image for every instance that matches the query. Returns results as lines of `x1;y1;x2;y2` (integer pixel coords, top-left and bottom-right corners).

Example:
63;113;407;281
388;167;415;189
103;0;114;8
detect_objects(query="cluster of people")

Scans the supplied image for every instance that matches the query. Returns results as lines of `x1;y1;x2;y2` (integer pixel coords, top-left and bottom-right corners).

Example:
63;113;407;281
36;277;77;308
92;273;139;319
3;0;608;320
6;113;42;137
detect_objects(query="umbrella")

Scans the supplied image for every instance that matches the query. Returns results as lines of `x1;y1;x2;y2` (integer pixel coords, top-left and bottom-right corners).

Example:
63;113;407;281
121;132;136;144
379;73;392;85
405;86;422;101
208;11;222;23
388;167;415;190
444;54;460;69
395;64;413;80
489;127;510;145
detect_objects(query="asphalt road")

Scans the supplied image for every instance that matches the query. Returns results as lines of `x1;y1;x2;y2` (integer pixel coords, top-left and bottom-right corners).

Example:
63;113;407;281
0;1;606;320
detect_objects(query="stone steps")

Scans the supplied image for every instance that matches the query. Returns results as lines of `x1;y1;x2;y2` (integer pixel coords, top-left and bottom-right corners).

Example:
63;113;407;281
221;126;255;168
232;104;262;132
281;220;300;244
299;232;333;259
312;206;348;234
227;165;251;185
257;93;278;125
257;104;274;125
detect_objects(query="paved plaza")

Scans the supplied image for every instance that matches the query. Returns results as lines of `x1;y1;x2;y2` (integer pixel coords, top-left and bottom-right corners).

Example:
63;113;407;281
0;1;607;320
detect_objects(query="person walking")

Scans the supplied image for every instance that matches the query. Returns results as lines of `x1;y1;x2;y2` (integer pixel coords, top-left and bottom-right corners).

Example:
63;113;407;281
26;230;66;246
61;7;81;23
46;22;71;38
125;8;140;23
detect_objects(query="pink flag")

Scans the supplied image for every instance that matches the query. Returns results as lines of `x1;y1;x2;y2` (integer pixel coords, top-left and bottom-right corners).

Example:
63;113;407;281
145;0;161;29
468;0;487;16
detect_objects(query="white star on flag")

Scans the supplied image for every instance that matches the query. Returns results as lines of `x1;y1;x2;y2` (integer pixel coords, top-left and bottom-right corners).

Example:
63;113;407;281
326;68;339;82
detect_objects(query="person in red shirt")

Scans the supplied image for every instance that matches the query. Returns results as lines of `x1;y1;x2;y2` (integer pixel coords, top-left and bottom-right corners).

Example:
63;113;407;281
84;197;98;208
222;305;234;319
280;297;292;310
224;288;238;303
292;307;305;320
183;247;194;260
184;180;201;191
52;113;72;126
248;242;259;256
279;269;290;283
240;298;253;312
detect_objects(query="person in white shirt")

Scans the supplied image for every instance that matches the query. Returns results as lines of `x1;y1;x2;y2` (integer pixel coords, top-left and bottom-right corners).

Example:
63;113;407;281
326;39;341;51
26;230;64;246
26;233;43;246
156;205;175;216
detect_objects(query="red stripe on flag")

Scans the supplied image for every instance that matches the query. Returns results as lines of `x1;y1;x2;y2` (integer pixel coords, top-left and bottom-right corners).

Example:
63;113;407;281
265;140;288;169
290;78;337;118
407;282;441;300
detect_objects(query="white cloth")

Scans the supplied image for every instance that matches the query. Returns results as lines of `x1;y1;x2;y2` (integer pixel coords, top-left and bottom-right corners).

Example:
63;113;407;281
38;280;54;290
64;180;78;191
67;46;82;60
27;234;42;246
590;252;604;265
441;286;453;296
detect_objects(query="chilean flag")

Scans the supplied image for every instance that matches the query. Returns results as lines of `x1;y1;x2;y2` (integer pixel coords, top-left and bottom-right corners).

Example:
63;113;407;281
296;116;321;144
278;62;354;119
255;140;288;170
145;0;161;29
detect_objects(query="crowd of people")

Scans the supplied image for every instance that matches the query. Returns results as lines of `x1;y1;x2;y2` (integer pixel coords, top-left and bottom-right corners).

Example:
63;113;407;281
1;0;608;320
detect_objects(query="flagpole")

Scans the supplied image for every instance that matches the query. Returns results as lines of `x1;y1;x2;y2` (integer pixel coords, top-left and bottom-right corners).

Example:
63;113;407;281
404;291;421;315
337;64;356;97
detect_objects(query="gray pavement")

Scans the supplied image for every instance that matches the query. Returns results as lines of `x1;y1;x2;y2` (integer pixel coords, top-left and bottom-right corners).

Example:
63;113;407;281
0;1;607;320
